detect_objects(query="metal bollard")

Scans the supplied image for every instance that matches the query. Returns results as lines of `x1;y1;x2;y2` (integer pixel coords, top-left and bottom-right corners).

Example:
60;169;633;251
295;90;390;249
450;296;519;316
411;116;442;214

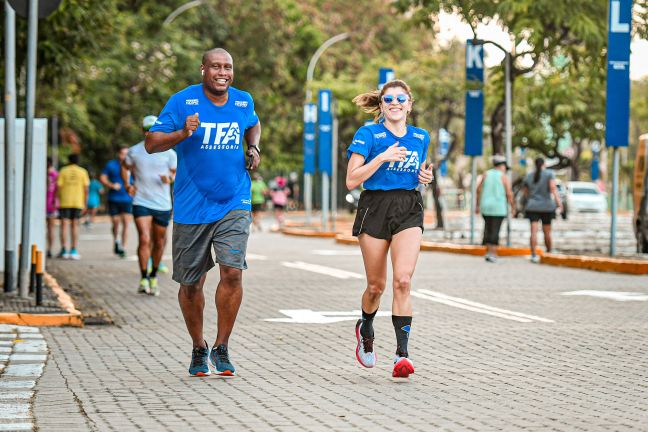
29;244;37;294
35;251;44;306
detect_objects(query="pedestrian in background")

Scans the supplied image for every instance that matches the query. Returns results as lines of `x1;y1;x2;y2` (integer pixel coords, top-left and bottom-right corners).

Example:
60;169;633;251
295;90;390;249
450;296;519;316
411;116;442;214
57;154;89;260
347;79;433;378
270;176;290;228
46;157;59;258
524;157;563;263
100;147;132;258
250;173;268;232
122;115;177;296
475;155;515;263
85;171;104;227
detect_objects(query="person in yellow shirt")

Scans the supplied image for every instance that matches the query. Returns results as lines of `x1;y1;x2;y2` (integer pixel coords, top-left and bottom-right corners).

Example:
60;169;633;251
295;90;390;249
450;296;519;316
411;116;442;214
57;154;89;259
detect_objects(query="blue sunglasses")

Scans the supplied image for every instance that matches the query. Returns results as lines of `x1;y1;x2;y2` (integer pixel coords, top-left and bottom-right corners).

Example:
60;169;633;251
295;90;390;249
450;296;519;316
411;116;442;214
382;94;409;104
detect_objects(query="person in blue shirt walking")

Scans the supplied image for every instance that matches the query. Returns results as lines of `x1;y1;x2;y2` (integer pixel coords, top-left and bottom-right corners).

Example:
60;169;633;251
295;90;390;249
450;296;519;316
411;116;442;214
100;147;133;257
85;172;104;227
145;48;261;377
346;80;433;379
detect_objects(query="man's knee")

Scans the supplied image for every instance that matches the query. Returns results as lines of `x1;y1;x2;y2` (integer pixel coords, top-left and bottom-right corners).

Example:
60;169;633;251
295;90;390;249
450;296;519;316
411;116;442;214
220;267;242;287
366;278;386;297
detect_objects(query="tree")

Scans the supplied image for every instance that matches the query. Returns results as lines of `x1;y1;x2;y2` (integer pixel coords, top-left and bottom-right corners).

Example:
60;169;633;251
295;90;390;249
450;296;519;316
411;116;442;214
395;0;648;157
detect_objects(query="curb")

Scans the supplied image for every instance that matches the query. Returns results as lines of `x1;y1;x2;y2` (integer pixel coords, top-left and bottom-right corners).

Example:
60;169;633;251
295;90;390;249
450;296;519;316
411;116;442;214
541;253;648;275
335;235;539;257
281;227;338;238
0;273;83;327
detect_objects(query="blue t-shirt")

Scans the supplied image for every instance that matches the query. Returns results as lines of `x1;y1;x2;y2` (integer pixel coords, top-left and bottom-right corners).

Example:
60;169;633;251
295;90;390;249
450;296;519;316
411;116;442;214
101;159;132;203
150;84;259;224
347;123;430;190
87;179;103;208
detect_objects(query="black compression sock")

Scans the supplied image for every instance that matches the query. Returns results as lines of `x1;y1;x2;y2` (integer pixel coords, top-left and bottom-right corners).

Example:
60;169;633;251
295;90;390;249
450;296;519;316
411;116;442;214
140;269;148;279
392;315;412;357
360;308;378;338
149;267;158;278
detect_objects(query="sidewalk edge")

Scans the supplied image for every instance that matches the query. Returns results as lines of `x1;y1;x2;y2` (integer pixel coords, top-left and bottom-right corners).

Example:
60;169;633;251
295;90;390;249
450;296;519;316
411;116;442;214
0;273;83;327
541;253;648;275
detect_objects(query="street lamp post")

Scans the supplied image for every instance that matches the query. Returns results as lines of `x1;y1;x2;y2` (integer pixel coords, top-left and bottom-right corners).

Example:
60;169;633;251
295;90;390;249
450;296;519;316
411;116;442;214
304;33;349;225
475;39;513;246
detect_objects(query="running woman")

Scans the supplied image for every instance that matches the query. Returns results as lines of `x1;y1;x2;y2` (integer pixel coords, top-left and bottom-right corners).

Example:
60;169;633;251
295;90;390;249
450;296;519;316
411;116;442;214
346;80;433;378
122;115;177;296
100;147;132;257
145;48;261;377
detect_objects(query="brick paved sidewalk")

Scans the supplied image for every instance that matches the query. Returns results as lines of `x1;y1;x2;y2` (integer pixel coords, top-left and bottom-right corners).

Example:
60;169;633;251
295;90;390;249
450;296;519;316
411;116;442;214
29;221;648;431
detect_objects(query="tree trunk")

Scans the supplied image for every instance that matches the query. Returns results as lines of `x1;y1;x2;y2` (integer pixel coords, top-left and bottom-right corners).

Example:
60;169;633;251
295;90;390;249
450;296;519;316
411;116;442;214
490;100;505;155
431;165;444;229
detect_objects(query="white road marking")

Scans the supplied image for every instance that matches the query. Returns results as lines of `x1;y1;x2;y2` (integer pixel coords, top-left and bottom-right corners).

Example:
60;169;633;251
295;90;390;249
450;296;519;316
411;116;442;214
265;309;391;324
281;261;364;279
412;290;553;323
3;364;44;377
0;403;30;419
311;249;362;256
0;381;36;389
0;423;32;431
561;290;648;302
79;234;113;240
0;392;33;400
247;253;268;260
417;290;554;323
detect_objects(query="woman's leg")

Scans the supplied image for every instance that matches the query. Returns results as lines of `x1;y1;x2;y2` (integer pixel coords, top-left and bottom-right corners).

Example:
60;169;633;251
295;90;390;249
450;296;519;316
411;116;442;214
530;220;539;256
542;223;553;252
390;227;421;354
355;233;389;368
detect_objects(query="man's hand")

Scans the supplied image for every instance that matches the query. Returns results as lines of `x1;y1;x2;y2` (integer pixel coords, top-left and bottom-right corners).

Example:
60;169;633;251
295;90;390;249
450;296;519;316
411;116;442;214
126;184;136;197
112;182;122;191
159;174;171;184
418;161;434;185
184;113;200;137
246;146;261;170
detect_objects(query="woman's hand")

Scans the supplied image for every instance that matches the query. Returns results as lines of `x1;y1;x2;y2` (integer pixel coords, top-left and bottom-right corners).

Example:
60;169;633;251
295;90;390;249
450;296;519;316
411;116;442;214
418;161;434;185
380;142;408;163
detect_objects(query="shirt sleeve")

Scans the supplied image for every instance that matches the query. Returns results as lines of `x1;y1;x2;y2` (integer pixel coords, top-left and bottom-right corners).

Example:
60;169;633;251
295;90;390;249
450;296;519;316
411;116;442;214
124;149;134;167
101;163;109;176
246;96;259;130
168;150;178;171
149;94;180;133
346;127;373;160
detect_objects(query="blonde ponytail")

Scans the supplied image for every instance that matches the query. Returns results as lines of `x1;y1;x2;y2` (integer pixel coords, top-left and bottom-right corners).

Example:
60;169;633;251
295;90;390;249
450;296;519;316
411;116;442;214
352;80;414;123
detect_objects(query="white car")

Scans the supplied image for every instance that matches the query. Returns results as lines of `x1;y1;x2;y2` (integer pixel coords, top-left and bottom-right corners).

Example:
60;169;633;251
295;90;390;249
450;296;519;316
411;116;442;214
566;181;607;213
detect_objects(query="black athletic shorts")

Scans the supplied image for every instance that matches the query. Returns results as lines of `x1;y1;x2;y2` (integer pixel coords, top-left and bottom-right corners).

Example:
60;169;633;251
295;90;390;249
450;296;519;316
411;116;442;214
108;201;132;216
352;189;424;240
525;211;554;225
59;208;82;220
133;205;171;227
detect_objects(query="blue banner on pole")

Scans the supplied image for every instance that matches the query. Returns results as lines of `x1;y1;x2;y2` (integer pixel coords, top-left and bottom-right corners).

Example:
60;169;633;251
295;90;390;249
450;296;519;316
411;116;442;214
464;39;484;157
439;128;450;177
605;0;632;148
378;68;394;90
303;103;317;175
318;89;333;175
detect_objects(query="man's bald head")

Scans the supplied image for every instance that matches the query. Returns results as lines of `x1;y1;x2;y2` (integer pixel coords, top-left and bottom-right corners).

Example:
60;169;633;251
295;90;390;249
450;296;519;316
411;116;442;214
202;48;232;65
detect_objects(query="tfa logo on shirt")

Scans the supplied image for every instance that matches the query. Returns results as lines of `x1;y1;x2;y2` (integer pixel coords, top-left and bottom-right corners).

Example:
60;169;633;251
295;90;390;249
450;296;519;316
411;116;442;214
387;150;420;172
200;122;241;149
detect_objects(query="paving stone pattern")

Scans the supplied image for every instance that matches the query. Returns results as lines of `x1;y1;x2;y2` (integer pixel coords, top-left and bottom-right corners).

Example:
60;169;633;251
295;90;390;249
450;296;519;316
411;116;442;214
31;221;648;431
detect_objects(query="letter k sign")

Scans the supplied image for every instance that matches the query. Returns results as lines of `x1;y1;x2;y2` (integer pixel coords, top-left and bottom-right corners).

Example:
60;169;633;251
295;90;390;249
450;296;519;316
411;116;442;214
466;44;483;69
611;0;630;33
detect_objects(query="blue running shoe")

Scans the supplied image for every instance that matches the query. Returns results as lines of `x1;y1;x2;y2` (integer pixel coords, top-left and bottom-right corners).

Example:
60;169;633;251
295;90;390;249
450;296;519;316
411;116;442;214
188;342;211;377
210;344;236;376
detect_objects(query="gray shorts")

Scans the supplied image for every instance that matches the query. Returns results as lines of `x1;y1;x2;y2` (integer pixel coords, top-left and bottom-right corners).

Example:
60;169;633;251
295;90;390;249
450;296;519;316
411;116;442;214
172;210;252;285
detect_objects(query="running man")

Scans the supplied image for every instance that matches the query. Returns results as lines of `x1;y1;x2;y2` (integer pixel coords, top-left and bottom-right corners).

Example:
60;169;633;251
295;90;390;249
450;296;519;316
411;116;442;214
100;147;133;257
122;115;177;296
347;80;433;378
57;154;89;260
145;48;261;377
